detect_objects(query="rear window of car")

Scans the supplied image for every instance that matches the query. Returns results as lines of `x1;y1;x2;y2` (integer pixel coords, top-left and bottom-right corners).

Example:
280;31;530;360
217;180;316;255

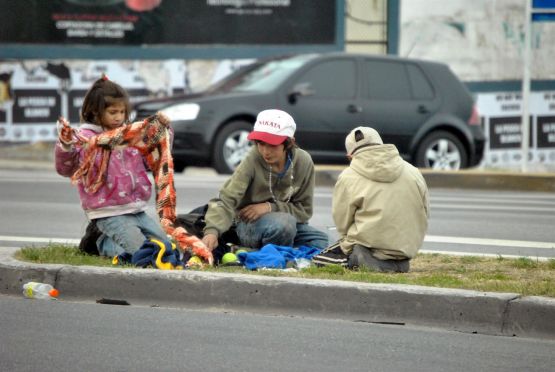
295;59;357;99
365;60;411;100
406;64;435;100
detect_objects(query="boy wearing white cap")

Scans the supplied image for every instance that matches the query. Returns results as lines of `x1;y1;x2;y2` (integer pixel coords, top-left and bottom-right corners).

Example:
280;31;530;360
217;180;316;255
312;126;430;272
201;109;329;252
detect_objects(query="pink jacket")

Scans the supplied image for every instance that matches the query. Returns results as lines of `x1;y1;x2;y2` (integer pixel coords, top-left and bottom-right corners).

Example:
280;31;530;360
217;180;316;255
55;123;152;220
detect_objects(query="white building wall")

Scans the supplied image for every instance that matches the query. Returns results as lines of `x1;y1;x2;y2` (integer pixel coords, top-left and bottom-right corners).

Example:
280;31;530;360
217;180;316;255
400;0;555;81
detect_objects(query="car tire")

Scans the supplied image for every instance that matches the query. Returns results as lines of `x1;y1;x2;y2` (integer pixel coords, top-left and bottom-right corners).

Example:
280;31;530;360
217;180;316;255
212;120;253;174
173;160;187;173
415;130;468;170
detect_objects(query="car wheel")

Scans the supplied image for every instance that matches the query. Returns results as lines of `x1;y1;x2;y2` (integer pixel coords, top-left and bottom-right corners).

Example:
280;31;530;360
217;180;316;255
173;159;186;173
212;120;253;174
415;130;468;170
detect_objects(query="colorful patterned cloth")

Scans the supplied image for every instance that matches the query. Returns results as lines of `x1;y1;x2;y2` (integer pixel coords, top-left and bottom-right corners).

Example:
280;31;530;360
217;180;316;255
62;113;213;264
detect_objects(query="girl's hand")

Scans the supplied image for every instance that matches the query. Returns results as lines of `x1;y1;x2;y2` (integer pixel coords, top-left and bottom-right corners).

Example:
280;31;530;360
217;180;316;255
238;202;272;223
155;111;170;126
57;117;74;147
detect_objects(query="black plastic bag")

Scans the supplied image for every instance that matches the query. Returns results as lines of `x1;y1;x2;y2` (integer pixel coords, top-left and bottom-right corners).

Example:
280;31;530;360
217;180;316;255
175;204;240;265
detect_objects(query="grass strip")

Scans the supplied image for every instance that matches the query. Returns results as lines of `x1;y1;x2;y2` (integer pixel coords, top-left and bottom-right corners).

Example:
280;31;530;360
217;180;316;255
15;244;555;298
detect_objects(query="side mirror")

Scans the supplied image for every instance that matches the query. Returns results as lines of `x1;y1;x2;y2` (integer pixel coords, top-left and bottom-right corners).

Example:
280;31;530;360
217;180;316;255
288;82;314;104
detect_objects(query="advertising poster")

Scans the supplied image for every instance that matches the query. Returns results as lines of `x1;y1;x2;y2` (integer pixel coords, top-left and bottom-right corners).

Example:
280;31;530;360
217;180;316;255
0;60;187;142
488;116;532;150
8;64;61;141
477;91;555;169
537;115;555;148
0;0;336;46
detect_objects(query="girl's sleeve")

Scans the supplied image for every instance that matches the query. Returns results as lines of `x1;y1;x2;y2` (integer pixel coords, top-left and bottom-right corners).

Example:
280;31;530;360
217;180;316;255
54;142;81;177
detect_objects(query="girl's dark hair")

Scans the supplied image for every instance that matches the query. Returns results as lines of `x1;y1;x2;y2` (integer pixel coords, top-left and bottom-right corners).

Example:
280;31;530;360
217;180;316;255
80;76;130;125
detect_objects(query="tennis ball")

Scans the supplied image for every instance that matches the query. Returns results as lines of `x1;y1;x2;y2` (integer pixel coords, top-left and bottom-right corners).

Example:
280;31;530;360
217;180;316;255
187;255;202;266
221;252;238;265
235;249;248;255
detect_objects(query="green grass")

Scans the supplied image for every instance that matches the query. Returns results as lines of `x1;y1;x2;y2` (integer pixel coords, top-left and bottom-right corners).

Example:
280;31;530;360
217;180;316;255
17;245;128;267
15;243;555;298
511;257;538;269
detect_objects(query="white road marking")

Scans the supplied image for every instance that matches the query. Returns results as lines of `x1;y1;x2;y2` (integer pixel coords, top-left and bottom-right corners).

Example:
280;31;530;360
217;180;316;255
0;236;80;244
425;235;554;249
324;230;554;249
432;204;554;212
420;250;552;262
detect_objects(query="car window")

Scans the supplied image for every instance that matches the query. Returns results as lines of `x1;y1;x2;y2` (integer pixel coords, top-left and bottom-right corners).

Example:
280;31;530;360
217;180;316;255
365;60;411;100
226;55;317;93
407;64;435;100
294;59;356;98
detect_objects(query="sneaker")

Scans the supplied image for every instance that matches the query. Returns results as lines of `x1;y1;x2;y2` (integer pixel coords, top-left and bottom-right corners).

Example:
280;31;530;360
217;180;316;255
78;220;102;255
396;259;410;273
312;241;348;267
348;245;409;273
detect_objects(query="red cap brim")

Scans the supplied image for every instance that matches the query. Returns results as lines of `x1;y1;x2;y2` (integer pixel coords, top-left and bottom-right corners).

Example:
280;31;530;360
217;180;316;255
247;131;288;145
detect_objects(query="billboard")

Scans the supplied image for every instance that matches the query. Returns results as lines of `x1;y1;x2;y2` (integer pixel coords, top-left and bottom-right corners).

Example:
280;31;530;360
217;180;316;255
477;91;555;170
0;0;342;59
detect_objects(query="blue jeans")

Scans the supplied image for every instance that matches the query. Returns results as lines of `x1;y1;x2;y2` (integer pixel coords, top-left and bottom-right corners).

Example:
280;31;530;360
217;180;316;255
95;212;168;257
235;212;329;250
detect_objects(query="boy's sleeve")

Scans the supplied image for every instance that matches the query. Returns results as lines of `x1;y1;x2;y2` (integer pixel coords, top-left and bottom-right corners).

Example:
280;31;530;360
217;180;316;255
203;165;252;238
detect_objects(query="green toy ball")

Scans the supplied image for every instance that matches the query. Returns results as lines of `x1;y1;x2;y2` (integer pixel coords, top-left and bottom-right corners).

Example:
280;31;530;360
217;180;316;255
221;252;238;265
187;255;203;266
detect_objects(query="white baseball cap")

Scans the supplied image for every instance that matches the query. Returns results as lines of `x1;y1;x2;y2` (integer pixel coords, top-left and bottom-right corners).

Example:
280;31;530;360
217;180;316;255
345;126;383;155
247;109;296;145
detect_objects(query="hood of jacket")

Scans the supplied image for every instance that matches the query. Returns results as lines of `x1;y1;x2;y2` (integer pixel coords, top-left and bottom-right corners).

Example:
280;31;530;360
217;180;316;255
80;123;103;133
349;144;404;183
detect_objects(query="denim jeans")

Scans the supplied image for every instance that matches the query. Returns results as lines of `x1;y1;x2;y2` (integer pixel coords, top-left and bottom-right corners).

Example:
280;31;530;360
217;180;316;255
236;212;329;250
95;212;168;257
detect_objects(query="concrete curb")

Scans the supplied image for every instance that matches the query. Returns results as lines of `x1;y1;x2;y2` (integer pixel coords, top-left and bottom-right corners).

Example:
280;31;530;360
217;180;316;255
1;248;554;339
314;167;555;192
1;158;553;192
1;141;554;191
420;169;555;192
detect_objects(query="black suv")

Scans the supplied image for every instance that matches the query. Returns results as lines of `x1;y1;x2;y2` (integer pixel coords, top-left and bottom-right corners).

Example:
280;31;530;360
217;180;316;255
134;53;485;174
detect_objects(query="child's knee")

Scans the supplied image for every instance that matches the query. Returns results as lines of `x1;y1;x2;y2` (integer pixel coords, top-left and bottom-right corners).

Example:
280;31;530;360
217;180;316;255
262;213;297;245
268;212;296;233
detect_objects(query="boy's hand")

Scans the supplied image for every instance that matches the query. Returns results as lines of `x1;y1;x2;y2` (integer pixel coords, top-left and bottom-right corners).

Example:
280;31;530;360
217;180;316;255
238;202;272;223
202;233;219;251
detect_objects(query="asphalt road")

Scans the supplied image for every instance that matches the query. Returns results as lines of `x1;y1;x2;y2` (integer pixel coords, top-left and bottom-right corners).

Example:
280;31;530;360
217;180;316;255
0;168;554;259
1;295;553;372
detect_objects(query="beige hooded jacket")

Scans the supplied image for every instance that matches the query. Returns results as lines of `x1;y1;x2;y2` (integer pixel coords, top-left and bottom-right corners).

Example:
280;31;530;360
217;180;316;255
332;144;429;260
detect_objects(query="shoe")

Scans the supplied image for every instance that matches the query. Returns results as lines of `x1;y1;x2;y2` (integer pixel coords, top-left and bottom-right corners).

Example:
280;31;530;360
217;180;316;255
396;259;410;273
312;241;348;267
348;245;409;273
78;220;102;255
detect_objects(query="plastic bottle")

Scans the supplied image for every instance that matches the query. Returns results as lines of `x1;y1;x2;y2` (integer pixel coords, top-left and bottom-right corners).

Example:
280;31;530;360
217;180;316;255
294;258;312;269
22;282;59;300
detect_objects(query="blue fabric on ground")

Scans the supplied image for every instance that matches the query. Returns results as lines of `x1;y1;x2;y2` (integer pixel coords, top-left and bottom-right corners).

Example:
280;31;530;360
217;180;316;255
237;244;322;270
130;239;184;269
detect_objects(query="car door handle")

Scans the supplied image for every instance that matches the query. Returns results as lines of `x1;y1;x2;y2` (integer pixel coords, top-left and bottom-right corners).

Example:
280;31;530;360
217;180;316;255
347;104;362;113
418;105;429;114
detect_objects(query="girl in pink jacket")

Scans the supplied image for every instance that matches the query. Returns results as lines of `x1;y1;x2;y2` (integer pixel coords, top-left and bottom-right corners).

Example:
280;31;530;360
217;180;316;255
55;76;168;258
